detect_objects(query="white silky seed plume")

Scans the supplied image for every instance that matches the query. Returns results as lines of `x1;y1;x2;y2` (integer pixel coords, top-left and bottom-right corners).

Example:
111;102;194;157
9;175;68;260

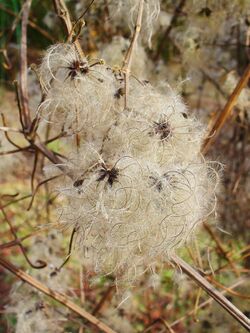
39;42;220;288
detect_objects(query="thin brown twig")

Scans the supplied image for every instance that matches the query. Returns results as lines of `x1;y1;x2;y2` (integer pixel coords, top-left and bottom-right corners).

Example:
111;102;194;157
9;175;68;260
31;139;74;179
0;194;32;209
0;113;24;149
13;80;25;131
143;318;175;333
0;257;117;333
201;69;227;98
77;0;96;21
202;62;250;154
57;226;78;271
27;175;61;211
154;0;186;61
0;193;19;200
0;229;48;250
52;0;85;58
92;286;115;315
32;140;63;165
0;3;24;70
166;279;246;330
1;113;66;173
122;0;144;109
0;126;22;133
45;131;68;144
0;206;46;269
30;151;39;192
0;132;66;156
229;244;250;257
171;255;250;331
68;0;96;45
203;223;240;277
0;3;55;42
207;276;250;300
78;265;85;333
20;0;32;129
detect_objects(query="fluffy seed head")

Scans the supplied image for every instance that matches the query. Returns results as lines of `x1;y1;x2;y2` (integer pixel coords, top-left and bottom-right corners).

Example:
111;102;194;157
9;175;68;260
40;43;220;288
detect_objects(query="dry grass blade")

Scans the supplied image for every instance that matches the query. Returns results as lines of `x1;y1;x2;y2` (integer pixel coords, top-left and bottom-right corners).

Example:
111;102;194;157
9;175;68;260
171;255;250;331
0;257;117;333
202;63;250;154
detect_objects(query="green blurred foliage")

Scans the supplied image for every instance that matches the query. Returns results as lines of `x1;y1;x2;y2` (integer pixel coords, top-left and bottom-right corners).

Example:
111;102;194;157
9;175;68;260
0;0;56;81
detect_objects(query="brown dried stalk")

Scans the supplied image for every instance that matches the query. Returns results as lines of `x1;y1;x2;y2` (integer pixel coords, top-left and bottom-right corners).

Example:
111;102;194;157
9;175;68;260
20;0;32;129
122;0;144;108
0;257;117;333
30;150;39;192
92;286;115;315
56;226;78;271
52;0;85;58
199;63;250;309
32;140;63;165
171;255;250;331
202;62;250;154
